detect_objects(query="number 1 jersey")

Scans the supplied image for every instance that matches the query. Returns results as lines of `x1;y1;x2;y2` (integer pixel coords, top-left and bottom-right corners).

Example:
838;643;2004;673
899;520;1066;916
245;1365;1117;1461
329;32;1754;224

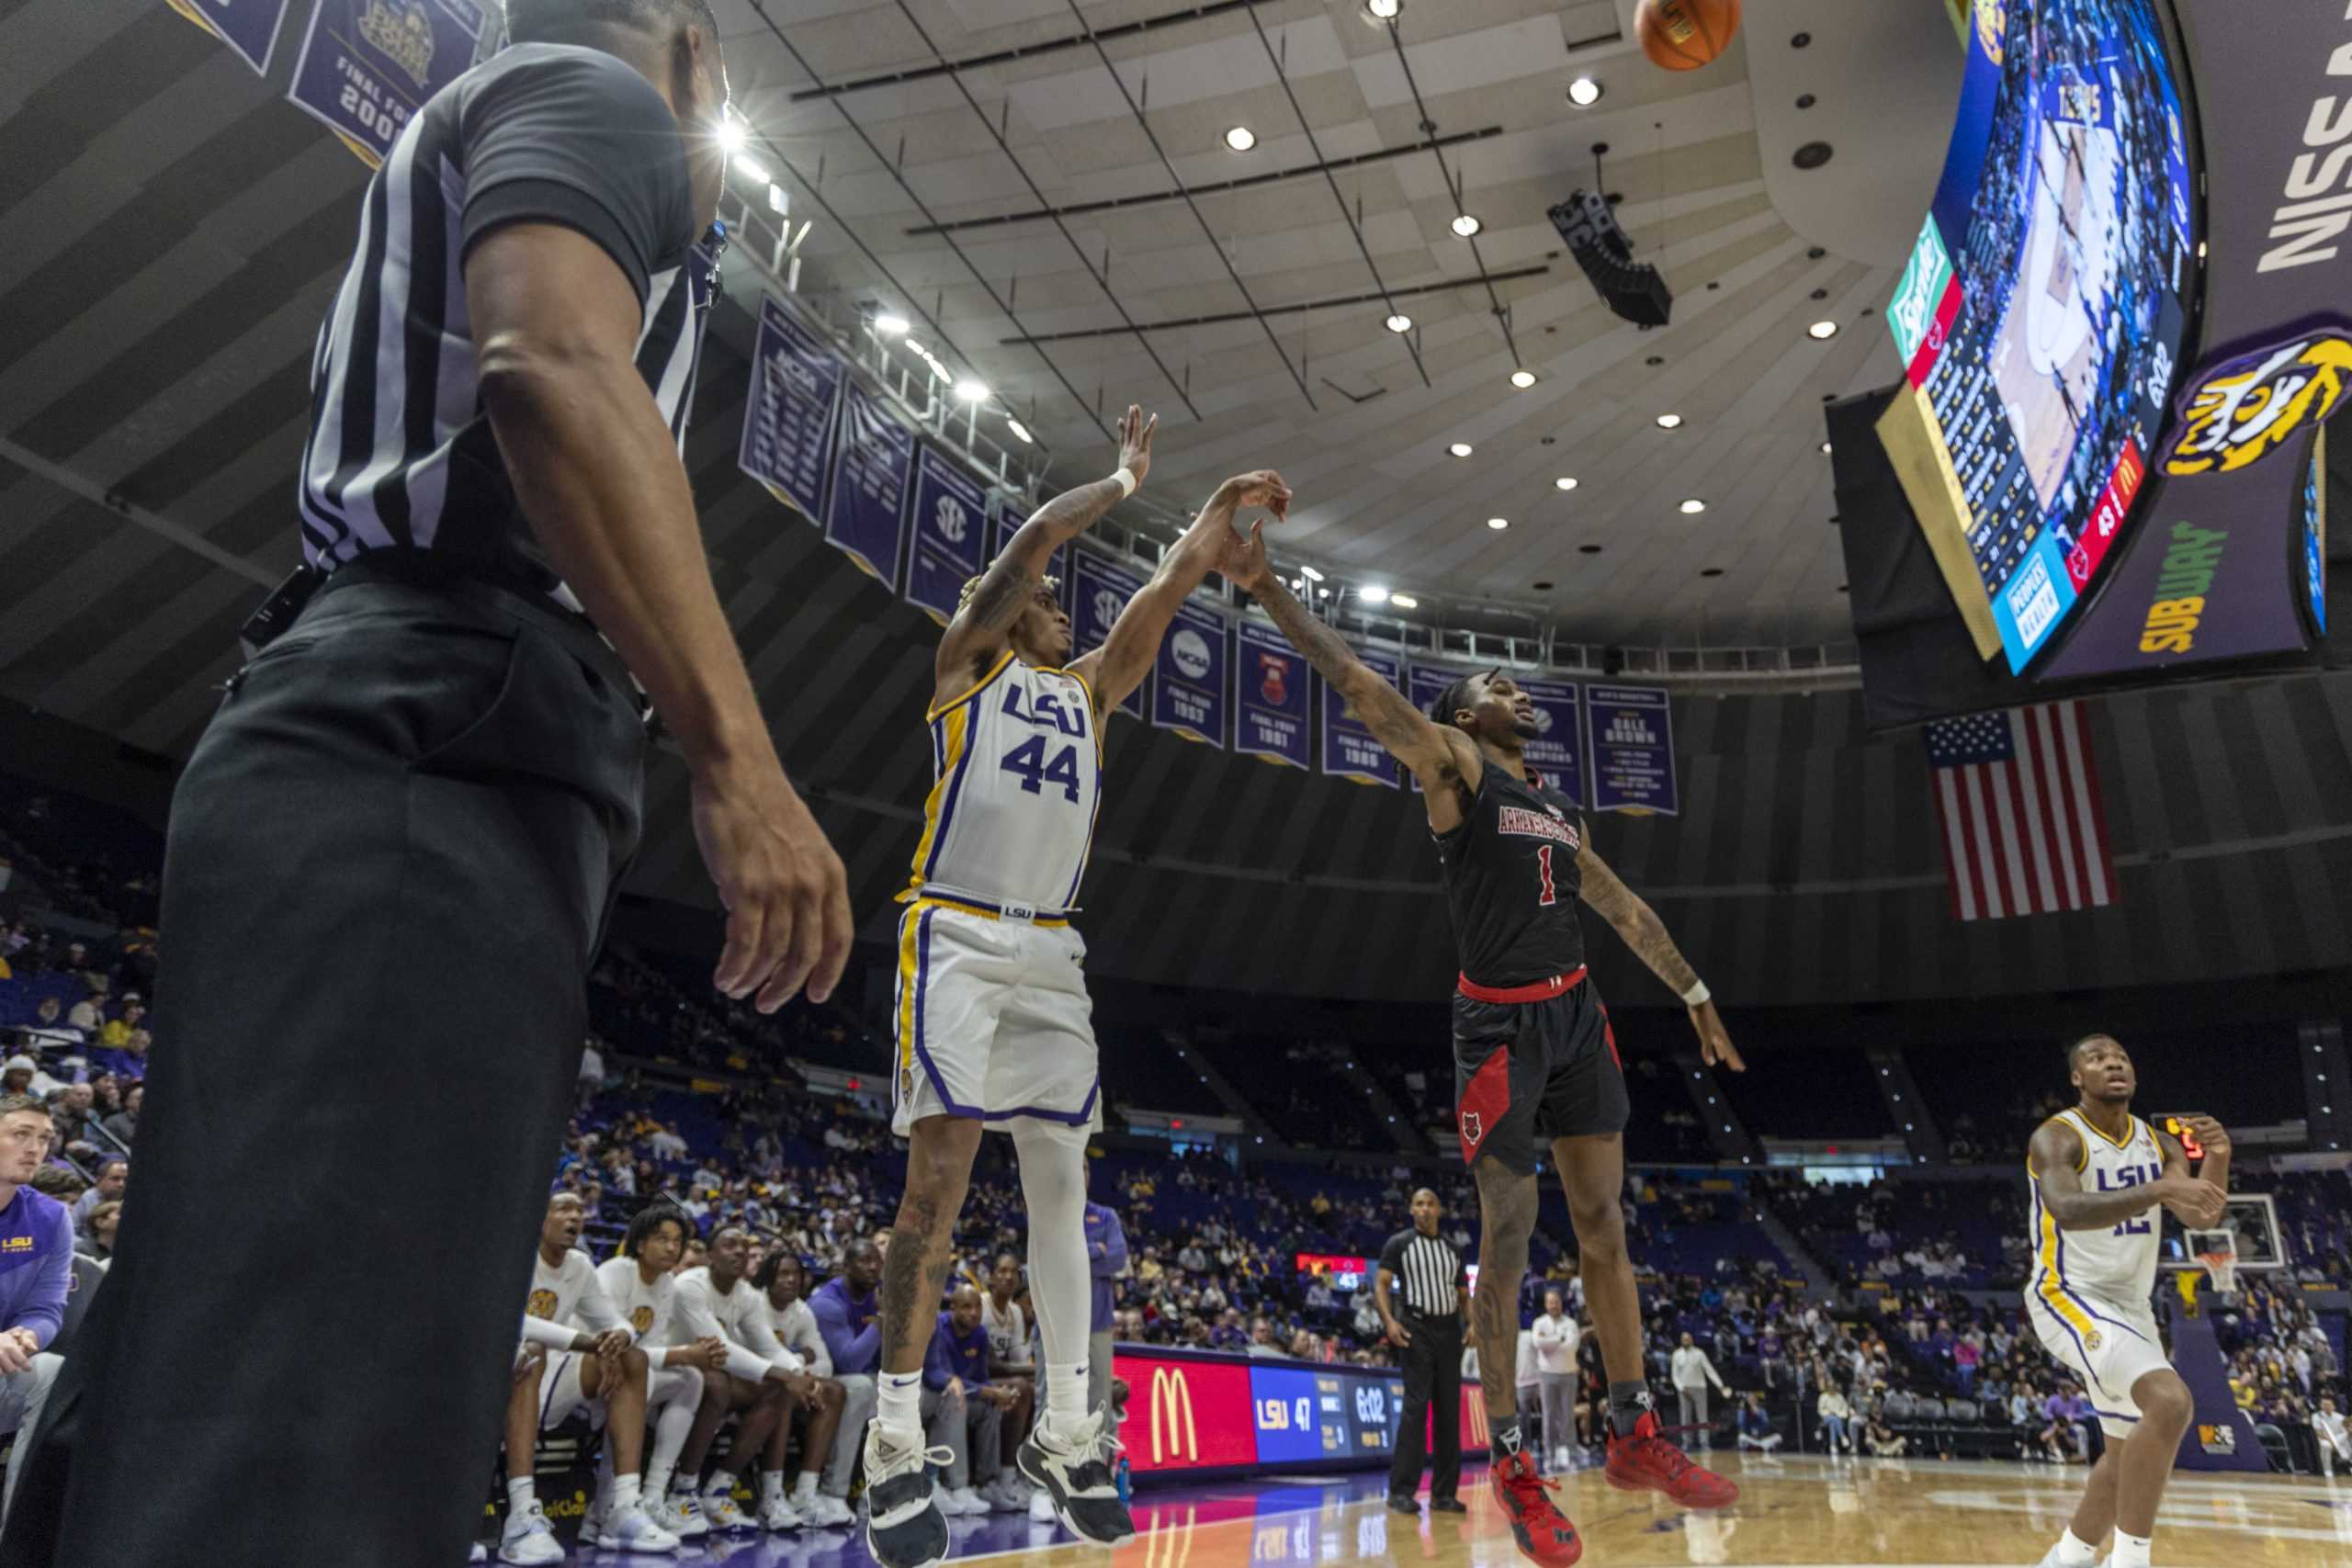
1434;764;1589;987
908;649;1104;914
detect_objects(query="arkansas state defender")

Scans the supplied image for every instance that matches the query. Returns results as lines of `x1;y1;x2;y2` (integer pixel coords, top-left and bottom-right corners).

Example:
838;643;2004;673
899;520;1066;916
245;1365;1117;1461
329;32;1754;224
1228;531;1742;1568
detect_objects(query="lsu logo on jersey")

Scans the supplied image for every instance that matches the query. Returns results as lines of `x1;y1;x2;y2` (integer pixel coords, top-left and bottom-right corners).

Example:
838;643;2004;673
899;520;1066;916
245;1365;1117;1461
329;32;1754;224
526;1289;560;1319
2166;333;2352;476
0;1236;31;1254
631;1305;655;1335
2084;1329;2104;1351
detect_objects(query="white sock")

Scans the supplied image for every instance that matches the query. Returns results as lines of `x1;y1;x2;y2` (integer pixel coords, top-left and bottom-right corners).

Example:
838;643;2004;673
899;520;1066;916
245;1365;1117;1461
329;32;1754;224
644;1460;673;1502
614;1473;642;1514
506;1475;537;1517
706;1469;738;1498
878;1371;924;1438
1045;1363;1088;1438
761;1470;787;1506
2112;1529;2152;1568
2050;1528;2099;1566
1011;1123;1091;1444
793;1471;819;1503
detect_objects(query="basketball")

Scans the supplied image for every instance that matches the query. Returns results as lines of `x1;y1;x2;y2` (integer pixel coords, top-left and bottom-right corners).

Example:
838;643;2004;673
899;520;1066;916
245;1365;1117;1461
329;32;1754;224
1636;0;1741;71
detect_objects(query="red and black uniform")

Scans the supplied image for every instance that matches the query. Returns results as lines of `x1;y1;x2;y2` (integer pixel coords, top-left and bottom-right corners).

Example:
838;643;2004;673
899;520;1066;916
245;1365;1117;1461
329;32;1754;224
1437;763;1627;1172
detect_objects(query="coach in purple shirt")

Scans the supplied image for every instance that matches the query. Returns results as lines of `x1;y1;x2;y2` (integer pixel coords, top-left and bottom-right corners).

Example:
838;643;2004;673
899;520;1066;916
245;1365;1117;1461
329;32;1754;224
808;1238;882;1507
0;1093;74;1511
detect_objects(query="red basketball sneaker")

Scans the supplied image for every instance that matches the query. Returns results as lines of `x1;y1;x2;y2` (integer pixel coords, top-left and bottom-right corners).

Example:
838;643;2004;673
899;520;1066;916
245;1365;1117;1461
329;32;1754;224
1604;1412;1739;1507
1487;1448;1582;1566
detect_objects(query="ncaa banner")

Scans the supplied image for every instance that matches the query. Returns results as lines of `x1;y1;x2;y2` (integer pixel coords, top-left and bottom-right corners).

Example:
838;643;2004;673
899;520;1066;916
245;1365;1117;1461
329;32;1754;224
1069;550;1147;719
1232;618;1308;769
903;446;990;626
820;378;913;587
1320;644;1402;789
1519;677;1584;806
1151;600;1226;747
738;296;843;526
288;0;492;167
1585;685;1678;815
166;0;290;74
983;491;1069;594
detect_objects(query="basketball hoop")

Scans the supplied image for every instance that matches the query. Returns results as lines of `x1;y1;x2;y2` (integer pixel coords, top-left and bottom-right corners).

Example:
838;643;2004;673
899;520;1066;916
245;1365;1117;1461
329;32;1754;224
2190;1230;2238;1298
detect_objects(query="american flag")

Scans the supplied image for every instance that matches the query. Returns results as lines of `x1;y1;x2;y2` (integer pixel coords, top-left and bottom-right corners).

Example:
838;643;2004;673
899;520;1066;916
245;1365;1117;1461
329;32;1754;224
1924;703;2114;920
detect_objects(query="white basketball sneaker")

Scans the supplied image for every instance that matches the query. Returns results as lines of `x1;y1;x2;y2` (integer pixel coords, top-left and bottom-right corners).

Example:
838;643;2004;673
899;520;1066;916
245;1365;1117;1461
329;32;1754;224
495;1502;565;1566
597;1502;683;1553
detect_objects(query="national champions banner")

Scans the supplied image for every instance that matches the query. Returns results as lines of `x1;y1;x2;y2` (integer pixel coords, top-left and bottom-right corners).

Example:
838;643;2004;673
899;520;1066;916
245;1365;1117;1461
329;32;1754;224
903;446;989;626
1585;685;1678;815
1232;619;1309;769
1069;550;1147;719
738;296;844;525
1152;601;1227;747
1519;677;1584;806
167;0;289;73
1320;645;1402;788
288;0;492;166
820;378;914;587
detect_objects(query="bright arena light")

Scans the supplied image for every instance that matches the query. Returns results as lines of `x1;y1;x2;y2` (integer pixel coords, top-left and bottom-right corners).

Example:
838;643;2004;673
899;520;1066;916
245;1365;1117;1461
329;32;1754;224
1510;369;1537;389
1224;125;1257;152
1385;312;1413;333
1679;498;1707;514
1555;476;1578;491
716;118;748;155
1005;418;1034;444
1297;565;1327;581
1808;320;1840;340
873;313;910;337
1366;0;1400;17
1389;593;1419;609
1567;77;1603;107
1448;441;1474;457
954;379;990;403
1360;585;1392;604
1656;412;1684;429
1451;213;1483;238
1487;517;1510;530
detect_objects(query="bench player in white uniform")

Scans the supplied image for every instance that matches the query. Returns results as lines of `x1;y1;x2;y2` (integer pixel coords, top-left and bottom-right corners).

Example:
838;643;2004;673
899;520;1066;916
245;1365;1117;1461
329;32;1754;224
2026;1035;2231;1568
590;1206;729;1543
753;1249;858;1525
666;1224;820;1531
864;402;1289;1568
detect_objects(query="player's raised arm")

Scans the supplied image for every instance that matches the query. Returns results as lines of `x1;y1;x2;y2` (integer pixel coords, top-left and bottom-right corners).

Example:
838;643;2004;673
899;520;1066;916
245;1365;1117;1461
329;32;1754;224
1068;470;1290;717
934;405;1156;702
1221;525;1476;813
2030;1120;2223;1231
2173;1114;2232;1194
1576;844;1742;1072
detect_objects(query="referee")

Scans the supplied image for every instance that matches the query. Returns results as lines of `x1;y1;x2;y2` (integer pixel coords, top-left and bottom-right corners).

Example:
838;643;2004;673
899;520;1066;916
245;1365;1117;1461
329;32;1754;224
1377;1188;1469;1516
2;5;850;1567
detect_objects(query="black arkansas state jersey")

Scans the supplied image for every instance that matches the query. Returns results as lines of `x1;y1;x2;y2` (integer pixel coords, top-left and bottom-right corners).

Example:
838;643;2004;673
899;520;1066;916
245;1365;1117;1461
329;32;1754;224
1434;763;1588;987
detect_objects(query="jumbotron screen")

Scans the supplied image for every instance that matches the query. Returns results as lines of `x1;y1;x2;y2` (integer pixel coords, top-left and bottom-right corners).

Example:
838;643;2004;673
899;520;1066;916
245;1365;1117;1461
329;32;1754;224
1883;0;2196;673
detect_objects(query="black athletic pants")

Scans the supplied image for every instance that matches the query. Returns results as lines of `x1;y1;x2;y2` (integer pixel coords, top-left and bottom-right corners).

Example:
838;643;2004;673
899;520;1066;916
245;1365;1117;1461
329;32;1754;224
1389;1309;1464;1503
0;559;647;1568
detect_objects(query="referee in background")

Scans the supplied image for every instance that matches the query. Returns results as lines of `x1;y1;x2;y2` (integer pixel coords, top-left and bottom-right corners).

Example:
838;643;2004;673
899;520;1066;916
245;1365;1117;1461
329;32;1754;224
2;5;849;1566
1376;1188;1469;1516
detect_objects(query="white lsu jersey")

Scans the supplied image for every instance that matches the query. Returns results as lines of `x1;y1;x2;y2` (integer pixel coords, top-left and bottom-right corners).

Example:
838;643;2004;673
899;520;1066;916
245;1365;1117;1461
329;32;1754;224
908;650;1103;915
596;1255;677;1345
2028;1108;2165;1307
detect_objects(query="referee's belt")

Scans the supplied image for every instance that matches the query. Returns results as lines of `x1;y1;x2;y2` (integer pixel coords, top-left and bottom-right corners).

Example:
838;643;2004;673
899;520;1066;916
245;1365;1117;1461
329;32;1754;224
1456;967;1587;1004
899;886;1072;927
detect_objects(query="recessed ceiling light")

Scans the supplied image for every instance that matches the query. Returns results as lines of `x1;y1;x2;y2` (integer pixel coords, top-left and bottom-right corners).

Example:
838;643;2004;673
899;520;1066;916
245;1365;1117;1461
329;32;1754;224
1487;517;1510;530
1365;0;1400;17
1554;476;1578;491
1679;499;1707;514
1390;593;1419;609
1385;312;1412;333
1808;320;1839;340
1656;413;1683;429
1567;77;1603;107
1224;125;1257;152
1821;441;1833;455
954;379;989;403
1360;585;1391;604
873;312;910;337
1451;213;1482;238
1510;369;1537;389
1297;564;1326;582
1448;442;1473;457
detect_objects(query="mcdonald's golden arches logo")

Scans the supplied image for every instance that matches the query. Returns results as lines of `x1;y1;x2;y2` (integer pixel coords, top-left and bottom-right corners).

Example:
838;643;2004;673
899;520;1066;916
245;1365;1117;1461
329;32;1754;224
1148;1366;1198;1465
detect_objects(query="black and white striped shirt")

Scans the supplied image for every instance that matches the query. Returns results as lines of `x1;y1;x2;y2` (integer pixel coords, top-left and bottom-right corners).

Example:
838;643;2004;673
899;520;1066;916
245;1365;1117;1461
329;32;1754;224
1380;1227;1464;1318
298;42;711;610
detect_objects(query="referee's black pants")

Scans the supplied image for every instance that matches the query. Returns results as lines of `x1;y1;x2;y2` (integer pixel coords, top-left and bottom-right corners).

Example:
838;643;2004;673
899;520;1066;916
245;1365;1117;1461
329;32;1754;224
1;562;647;1568
1389;1309;1464;1504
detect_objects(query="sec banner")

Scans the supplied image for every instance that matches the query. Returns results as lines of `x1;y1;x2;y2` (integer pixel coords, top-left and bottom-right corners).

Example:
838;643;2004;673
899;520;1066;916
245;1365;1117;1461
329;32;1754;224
903;446;990;626
166;0;289;74
738;297;844;525
288;0;492;166
1069;550;1148;719
1152;601;1226;747
1320;645;1402;788
1585;685;1678;815
1232;619;1308;770
821;378;913;587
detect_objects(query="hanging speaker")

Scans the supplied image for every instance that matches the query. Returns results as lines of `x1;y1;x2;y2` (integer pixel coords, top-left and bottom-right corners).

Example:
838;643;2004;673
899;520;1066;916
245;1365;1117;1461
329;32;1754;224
1548;191;1673;328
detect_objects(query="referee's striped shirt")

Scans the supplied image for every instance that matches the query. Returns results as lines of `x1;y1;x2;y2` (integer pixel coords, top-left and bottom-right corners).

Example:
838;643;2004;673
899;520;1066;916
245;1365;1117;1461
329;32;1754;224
1380;1227;1464;1318
298;42;714;611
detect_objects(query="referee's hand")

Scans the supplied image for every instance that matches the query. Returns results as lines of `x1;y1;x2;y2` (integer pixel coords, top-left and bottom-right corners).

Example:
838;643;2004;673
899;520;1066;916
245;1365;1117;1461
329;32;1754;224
695;759;854;1011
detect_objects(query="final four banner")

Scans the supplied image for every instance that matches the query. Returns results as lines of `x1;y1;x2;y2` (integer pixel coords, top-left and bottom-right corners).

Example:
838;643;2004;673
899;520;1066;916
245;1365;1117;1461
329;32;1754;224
1320;645;1403;789
1519;678;1585;807
166;0;290;74
820;378;913;587
738;296;844;525
288;0;492;166
1069;550;1148;720
1232;619;1309;770
1151;600;1227;747
1585;685;1678;816
904;446;990;626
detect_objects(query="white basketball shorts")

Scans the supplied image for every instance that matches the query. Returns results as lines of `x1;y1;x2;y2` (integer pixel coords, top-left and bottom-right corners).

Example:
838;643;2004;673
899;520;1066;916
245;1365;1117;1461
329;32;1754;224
538;1350;606;1433
2027;1280;2170;1439
891;897;1100;1145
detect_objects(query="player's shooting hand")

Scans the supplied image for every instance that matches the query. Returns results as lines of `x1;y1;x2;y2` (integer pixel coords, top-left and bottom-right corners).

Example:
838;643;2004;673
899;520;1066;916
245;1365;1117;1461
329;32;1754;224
2162;1178;2228;1231
2180;1115;2231;1162
694;756;853;1012
1218;468;1292;521
1219;519;1272;594
1384;1318;1412;1349
1690;999;1744;1072
1115;404;1158;489
593;1328;635;1361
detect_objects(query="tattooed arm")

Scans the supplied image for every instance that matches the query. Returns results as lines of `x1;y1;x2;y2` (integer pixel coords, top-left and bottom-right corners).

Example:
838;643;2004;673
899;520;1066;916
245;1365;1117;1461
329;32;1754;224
932;404;1156;709
1221;526;1480;830
1577;842;1745;1071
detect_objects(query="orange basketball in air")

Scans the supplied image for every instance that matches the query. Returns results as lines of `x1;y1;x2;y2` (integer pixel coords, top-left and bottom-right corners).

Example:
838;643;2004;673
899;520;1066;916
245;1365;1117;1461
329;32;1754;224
1636;0;1741;71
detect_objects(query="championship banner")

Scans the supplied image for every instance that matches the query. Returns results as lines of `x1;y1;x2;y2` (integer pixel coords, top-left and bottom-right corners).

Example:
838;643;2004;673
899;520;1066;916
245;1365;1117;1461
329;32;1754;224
1232;619;1309;770
288;0;492;167
983;492;1069;592
737;296;844;526
903;446;990;626
1151;601;1227;747
166;0;289;74
1319;644;1402;789
1519;677;1585;807
1585;685;1678;815
820;378;913;587
1069;549;1147;719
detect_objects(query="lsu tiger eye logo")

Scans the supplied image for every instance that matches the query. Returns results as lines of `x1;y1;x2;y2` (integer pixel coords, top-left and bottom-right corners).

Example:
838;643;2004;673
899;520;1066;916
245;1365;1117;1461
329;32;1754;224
526;1289;559;1319
2167;334;2352;476
631;1305;655;1334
